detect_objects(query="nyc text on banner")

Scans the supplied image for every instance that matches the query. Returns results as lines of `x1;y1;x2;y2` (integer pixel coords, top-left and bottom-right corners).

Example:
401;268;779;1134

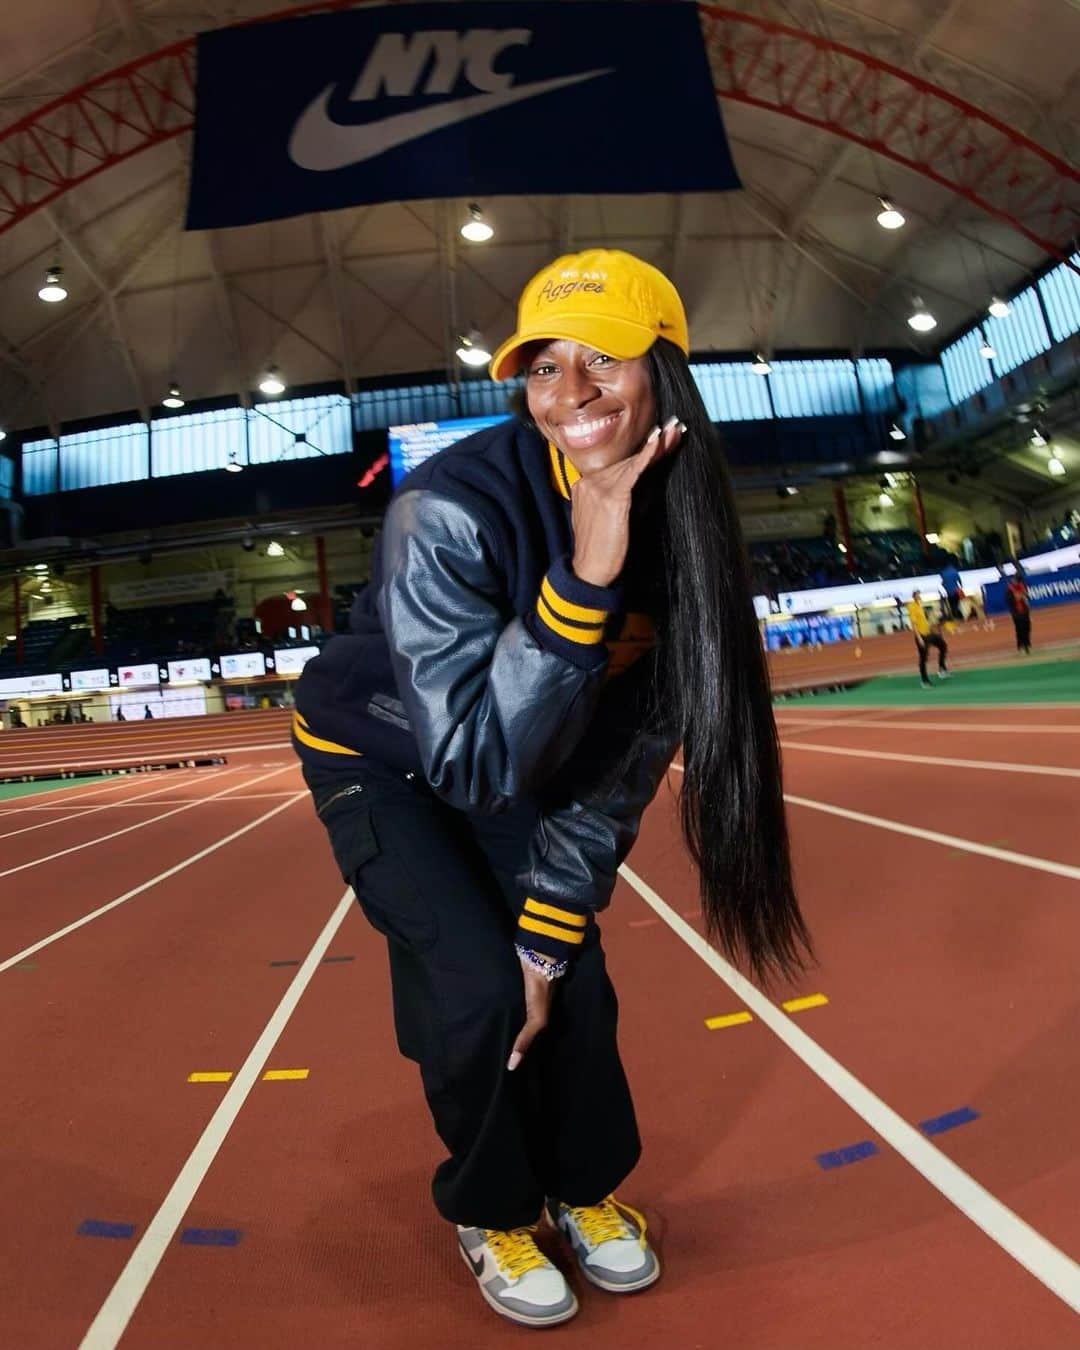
186;2;739;229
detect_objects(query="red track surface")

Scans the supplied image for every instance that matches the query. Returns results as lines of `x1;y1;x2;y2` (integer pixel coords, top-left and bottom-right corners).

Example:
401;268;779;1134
1;709;1078;1347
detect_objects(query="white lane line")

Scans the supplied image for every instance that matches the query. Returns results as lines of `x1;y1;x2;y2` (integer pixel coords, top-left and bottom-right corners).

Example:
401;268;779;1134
77;886;354;1350
0;740;292;772
0;771;244;842
669;763;1080;879
774;718;1080;734
0;793;309;975
784;795;1080;883
781;741;1080;780
0;766;294;880
11;791;300;810
617;863;1080;1313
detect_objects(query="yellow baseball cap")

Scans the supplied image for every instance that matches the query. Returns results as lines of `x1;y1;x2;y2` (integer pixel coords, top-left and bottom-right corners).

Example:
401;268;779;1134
490;248;689;382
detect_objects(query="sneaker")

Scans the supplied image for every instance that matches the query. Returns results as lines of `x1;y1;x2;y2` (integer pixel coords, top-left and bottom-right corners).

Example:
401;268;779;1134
456;1225;578;1327
937;670;950;679
921;680;934;689
547;1195;660;1293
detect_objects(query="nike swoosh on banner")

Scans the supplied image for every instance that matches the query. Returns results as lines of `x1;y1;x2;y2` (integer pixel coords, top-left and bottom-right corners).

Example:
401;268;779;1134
289;69;614;172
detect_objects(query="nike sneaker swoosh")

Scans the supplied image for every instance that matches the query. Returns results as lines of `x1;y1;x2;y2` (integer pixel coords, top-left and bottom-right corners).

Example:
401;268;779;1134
459;1239;486;1277
289;69;613;172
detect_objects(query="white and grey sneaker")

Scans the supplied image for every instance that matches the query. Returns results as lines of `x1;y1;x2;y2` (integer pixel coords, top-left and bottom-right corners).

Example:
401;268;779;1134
547;1195;660;1293
456;1224;578;1327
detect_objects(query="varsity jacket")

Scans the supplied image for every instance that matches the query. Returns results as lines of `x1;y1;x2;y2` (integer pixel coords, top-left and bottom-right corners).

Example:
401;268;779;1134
292;417;678;961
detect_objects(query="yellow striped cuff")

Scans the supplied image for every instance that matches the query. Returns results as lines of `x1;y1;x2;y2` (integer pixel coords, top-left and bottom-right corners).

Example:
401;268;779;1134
524;897;587;928
537;593;605;645
519;915;587;946
540;575;607;626
291;710;362;757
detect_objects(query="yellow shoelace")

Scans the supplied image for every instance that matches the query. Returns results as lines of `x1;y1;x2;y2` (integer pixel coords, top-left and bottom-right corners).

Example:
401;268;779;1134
565;1195;648;1250
481;1225;548;1281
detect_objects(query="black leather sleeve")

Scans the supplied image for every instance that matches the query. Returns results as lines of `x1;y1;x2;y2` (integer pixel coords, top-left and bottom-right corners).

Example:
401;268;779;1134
513;651;679;960
377;489;622;814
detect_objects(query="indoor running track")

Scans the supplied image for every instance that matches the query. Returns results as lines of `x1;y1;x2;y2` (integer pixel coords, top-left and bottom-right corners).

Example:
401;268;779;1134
1;706;1079;1348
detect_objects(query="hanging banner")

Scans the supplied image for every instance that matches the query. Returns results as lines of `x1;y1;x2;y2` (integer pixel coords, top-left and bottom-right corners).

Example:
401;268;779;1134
186;2;739;229
109;571;230;607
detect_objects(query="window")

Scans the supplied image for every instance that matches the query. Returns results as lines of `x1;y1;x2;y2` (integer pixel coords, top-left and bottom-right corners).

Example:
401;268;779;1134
152;407;247;477
691;363;773;421
1038;255;1080;343
768;359;861;417
941;329;995;404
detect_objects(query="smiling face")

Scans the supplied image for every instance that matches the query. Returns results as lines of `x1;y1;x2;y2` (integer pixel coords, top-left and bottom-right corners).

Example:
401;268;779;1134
523;339;657;476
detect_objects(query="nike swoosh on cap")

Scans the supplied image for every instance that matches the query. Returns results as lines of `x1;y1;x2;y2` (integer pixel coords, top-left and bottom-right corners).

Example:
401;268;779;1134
289;69;614;172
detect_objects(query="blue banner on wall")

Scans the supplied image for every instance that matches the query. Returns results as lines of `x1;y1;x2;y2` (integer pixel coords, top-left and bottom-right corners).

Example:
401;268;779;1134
186;2;739;229
983;565;1080;614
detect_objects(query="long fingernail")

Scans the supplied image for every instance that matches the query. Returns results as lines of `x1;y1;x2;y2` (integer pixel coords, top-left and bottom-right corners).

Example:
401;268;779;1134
678;422;688;434
647;425;661;441
663;414;680;431
507;1051;522;1071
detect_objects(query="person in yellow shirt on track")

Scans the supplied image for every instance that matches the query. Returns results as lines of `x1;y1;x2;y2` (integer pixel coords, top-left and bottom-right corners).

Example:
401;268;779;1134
907;589;950;688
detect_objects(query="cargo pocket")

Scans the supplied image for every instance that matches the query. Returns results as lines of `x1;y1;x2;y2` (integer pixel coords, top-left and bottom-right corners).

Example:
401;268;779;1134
315;784;380;881
348;813;439;954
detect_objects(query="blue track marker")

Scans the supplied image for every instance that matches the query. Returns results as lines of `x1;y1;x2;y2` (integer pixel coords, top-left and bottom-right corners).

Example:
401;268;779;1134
78;1220;135;1239
180;1227;242;1246
920;1106;979;1136
816;1140;879;1170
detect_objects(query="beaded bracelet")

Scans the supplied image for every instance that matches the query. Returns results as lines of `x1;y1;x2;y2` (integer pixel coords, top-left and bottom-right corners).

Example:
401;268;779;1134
515;944;569;982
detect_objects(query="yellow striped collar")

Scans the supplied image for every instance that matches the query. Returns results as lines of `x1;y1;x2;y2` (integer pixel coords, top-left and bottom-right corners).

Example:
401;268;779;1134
547;442;580;501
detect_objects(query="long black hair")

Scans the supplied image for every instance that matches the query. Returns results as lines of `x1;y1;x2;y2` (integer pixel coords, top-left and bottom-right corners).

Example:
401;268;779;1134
643;339;811;983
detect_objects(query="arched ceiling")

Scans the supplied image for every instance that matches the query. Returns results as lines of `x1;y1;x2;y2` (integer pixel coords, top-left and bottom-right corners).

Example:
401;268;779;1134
0;0;1076;435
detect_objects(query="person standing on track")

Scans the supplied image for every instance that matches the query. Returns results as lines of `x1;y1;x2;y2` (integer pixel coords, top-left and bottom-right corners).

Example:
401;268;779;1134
1005;569;1032;653
292;250;810;1329
907;589;949;687
939;556;964;621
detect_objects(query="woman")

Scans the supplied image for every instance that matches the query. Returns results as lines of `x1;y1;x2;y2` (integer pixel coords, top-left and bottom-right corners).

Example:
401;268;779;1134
293;250;810;1328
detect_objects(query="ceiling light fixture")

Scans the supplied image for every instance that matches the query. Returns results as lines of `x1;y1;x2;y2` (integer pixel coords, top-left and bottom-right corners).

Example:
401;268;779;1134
1030;429;1048;448
460;203;494;243
0;427;6;442
837;542;848;553
258;365;286;396
750;352;772;375
456;332;492;367
979;339;996;360
1048;455;1066;477
876;198;905;230
266;540;285;557
888;423;906;441
38;265;67;303
988;296;1011;319
907;297;937;332
162;380;185;409
925;532;941;544
879;491;894;507
224;450;243;474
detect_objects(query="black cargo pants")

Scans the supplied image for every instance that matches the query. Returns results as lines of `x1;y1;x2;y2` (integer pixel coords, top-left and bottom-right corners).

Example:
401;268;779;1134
305;757;641;1231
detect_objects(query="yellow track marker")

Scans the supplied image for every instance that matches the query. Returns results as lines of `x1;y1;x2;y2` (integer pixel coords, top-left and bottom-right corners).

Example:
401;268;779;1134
187;1071;233;1083
782;993;829;1014
261;1068;309;1081
705;1011;753;1030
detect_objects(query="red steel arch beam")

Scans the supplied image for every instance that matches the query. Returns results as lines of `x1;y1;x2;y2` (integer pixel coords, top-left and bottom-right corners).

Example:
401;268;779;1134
0;2;1076;270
